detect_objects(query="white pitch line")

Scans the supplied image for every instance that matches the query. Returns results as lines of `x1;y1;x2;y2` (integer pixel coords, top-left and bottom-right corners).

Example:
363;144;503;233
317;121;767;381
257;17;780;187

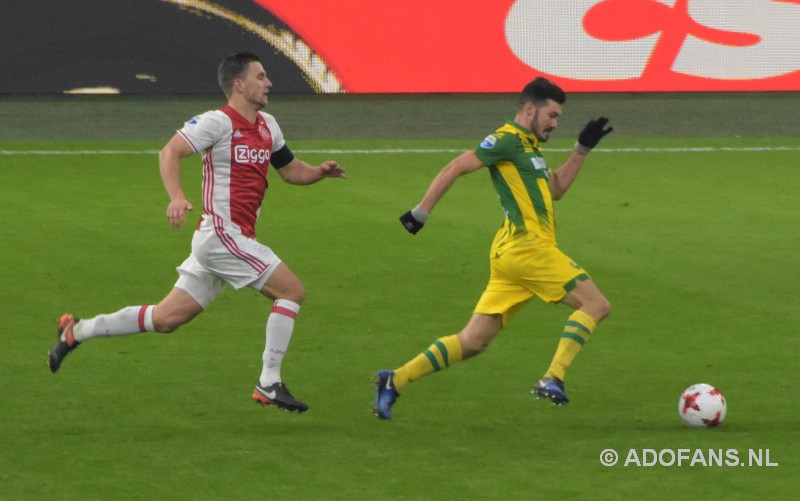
1;146;799;156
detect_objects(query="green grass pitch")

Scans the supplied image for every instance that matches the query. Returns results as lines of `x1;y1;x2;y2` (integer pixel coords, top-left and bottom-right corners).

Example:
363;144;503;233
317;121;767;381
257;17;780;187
1;94;799;499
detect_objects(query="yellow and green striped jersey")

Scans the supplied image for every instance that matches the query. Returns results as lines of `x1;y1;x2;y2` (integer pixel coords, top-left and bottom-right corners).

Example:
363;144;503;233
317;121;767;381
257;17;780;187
474;121;556;247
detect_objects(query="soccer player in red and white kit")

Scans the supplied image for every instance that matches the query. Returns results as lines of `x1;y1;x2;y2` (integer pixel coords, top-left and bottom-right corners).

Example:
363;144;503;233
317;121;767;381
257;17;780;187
49;52;345;412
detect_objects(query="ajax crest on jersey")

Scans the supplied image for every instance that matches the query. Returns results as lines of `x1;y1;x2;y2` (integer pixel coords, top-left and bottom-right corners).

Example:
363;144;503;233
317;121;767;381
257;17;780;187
678;383;727;428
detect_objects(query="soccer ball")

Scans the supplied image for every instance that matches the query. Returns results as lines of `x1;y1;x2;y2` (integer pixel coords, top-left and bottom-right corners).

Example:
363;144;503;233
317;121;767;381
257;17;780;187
678;384;726;428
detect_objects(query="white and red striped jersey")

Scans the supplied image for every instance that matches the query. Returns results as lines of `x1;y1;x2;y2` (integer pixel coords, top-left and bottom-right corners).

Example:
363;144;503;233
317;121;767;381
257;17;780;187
177;105;286;238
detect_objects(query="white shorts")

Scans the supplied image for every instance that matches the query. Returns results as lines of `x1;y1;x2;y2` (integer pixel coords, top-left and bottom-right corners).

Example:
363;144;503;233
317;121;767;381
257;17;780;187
174;229;282;308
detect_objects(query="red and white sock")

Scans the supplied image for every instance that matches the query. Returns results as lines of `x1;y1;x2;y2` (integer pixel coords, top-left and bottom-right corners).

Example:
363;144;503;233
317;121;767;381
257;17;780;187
259;299;300;387
73;305;154;342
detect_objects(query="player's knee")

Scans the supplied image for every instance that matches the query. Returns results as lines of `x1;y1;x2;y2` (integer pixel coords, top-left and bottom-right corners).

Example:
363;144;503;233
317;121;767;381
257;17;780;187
459;338;486;359
152;313;188;333
593;298;612;322
457;331;493;358
263;275;305;305
153;320;179;333
295;284;306;305
457;314;503;359
284;283;305;305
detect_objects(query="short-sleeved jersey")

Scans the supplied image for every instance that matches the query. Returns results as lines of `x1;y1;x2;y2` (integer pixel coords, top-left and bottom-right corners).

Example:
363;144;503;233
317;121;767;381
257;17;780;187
177;105;286;239
474;121;555;248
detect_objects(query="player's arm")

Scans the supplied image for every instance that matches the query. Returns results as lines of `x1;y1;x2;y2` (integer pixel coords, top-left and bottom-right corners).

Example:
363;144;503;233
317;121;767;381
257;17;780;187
159;133;196;228
549;149;588;201
400;149;484;234
273;146;345;185
549;117;613;200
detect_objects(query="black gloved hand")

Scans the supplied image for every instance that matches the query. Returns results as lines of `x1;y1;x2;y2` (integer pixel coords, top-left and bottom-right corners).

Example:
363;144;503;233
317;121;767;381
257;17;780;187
400;210;426;234
577;117;613;153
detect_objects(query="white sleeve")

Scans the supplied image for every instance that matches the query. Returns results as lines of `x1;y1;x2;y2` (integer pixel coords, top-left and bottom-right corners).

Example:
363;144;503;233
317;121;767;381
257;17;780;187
177;110;228;153
261;112;287;153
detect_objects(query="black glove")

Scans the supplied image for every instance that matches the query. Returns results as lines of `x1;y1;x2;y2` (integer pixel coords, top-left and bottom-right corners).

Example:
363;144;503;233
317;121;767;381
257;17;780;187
400;210;425;234
577;117;613;152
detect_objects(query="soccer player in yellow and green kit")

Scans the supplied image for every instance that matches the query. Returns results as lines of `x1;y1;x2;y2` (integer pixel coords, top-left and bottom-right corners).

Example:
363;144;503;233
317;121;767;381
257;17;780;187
374;77;613;419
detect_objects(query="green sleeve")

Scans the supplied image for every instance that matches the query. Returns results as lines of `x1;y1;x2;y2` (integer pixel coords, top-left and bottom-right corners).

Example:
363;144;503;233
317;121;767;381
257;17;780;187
474;131;518;166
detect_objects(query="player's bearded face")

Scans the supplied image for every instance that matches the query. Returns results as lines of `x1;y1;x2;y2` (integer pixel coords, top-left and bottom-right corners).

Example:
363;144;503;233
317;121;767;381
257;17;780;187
530;101;561;142
242;62;272;108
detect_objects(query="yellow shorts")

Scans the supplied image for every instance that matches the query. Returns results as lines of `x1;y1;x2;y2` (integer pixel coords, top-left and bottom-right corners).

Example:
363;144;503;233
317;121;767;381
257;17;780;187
473;240;589;325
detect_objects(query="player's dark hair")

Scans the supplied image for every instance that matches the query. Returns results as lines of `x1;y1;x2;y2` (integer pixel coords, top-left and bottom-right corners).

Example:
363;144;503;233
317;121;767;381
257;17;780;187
218;52;262;97
519;77;566;107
